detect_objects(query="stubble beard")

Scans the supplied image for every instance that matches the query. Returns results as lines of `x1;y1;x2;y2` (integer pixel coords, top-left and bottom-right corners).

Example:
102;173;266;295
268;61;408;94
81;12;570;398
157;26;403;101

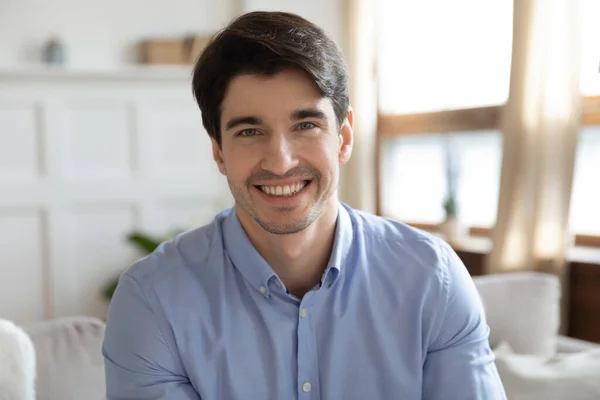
229;167;334;235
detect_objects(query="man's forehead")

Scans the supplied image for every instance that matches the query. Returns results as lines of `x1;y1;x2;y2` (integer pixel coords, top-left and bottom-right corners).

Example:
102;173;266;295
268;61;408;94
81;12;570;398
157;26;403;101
222;98;333;121
222;90;332;117
220;70;335;125
223;70;322;100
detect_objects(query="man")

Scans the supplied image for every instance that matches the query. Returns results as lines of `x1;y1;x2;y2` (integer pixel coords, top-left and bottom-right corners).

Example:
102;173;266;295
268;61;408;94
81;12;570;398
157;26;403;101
102;11;507;400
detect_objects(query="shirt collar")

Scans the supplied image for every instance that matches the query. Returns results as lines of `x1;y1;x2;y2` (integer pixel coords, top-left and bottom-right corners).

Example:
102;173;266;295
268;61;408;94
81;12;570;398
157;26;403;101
222;202;354;297
321;202;353;287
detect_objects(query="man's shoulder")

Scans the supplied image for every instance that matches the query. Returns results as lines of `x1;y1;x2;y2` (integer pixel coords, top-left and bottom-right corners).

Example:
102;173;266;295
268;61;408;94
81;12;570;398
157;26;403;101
346;206;452;273
123;209;231;285
349;207;445;251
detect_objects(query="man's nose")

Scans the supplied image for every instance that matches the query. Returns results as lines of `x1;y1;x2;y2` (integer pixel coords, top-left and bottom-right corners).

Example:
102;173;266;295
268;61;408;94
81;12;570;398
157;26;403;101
260;134;299;176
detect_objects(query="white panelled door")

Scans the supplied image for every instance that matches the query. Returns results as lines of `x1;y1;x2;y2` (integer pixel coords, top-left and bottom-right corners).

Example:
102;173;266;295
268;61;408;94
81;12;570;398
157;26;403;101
0;67;232;324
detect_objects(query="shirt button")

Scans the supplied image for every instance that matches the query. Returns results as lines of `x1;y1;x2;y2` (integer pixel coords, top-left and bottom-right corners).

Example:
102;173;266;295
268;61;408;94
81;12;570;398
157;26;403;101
302;382;312;392
300;308;308;318
259;286;267;294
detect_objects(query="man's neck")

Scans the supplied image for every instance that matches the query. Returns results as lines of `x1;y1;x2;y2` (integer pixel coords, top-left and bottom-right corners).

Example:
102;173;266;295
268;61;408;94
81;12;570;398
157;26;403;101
237;201;339;299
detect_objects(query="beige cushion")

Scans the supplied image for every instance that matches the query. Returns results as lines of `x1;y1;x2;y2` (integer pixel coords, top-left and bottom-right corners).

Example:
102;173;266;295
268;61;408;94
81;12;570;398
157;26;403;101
472;272;560;356
24;316;106;400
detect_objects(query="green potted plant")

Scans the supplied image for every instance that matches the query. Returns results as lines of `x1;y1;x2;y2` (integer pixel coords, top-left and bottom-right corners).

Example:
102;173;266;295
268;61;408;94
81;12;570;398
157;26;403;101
438;136;465;244
102;229;182;302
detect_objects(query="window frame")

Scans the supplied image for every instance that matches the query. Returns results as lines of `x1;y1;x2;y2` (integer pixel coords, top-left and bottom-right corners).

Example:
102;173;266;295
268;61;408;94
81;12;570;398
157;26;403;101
376;96;600;248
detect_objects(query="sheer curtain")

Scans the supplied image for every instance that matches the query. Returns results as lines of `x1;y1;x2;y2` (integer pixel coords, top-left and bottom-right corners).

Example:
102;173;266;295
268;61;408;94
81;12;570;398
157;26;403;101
338;0;378;213
485;0;582;326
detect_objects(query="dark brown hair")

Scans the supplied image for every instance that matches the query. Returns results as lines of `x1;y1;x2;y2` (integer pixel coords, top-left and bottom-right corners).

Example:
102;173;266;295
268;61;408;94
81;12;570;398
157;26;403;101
192;11;350;147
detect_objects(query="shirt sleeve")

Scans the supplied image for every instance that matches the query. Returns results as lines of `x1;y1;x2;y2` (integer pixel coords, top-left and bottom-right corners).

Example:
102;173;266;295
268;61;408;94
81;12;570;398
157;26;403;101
422;241;507;400
102;273;201;400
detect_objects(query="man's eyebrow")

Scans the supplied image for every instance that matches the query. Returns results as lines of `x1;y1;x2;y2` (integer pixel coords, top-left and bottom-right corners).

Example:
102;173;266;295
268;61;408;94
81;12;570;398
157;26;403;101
224;116;263;131
291;108;328;121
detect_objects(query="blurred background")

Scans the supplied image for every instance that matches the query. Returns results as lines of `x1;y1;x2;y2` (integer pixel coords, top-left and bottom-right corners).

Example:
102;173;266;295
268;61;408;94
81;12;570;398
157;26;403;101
0;0;599;342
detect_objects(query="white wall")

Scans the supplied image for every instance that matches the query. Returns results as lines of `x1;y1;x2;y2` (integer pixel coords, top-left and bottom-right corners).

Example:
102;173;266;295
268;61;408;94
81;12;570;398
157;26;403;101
0;0;345;69
243;0;345;48
0;0;235;68
0;68;232;324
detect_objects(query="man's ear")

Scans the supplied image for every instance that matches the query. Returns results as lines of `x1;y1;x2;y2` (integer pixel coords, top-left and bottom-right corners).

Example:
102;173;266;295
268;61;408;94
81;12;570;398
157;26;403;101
211;137;227;175
338;107;354;164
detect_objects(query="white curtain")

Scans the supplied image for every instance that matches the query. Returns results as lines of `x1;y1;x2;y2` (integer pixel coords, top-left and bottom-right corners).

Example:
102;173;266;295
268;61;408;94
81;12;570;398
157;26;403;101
486;0;582;324
338;0;378;213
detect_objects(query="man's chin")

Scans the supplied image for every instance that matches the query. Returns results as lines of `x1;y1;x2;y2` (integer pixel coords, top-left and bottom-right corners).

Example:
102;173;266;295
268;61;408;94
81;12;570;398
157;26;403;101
257;219;311;235
253;208;314;235
255;199;307;216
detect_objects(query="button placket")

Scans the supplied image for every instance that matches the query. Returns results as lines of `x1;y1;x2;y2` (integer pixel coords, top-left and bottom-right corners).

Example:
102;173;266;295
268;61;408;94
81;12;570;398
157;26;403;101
297;292;319;397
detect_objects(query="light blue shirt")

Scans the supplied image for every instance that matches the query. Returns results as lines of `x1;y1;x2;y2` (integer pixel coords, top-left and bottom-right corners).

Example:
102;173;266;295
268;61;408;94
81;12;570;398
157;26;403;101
103;202;506;399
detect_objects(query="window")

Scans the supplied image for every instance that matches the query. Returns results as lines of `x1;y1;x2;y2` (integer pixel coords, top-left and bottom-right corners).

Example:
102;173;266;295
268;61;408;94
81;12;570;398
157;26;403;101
579;0;600;96
376;0;512;229
377;0;600;246
380;131;502;227
377;0;513;115
569;127;600;236
568;0;600;239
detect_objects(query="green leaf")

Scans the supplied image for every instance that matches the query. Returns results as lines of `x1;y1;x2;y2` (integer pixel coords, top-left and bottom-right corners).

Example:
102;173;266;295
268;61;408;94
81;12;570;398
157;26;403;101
103;229;181;303
102;278;119;301
443;194;458;219
126;232;163;254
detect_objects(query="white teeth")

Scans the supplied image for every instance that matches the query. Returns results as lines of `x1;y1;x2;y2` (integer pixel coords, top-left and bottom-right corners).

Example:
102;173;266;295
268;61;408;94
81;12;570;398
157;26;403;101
260;181;308;197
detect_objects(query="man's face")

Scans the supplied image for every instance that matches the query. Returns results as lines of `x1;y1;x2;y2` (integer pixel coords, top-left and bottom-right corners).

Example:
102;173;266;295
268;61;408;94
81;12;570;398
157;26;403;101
213;68;353;235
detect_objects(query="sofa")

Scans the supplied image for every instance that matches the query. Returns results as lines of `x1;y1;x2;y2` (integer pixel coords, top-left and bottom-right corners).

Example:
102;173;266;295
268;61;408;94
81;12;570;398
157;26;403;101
472;272;600;399
473;271;598;355
4;272;600;399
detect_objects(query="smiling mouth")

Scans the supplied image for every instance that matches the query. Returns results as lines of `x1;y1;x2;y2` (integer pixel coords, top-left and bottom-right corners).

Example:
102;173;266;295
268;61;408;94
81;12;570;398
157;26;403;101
256;180;311;197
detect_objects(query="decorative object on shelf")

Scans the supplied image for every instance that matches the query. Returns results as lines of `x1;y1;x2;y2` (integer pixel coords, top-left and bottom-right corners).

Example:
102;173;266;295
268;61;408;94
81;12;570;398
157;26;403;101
101;229;183;302
184;34;212;64
42;35;67;66
140;34;212;65
141;39;185;65
438;135;466;245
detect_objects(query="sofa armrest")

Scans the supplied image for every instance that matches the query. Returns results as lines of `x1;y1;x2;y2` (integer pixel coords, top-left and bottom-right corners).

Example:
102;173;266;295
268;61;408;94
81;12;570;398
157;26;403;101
24;316;106;400
556;335;600;353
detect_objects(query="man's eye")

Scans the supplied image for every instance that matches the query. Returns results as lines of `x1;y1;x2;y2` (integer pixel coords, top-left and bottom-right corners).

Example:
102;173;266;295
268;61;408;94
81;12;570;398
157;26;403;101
298;122;316;130
238;128;258;137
